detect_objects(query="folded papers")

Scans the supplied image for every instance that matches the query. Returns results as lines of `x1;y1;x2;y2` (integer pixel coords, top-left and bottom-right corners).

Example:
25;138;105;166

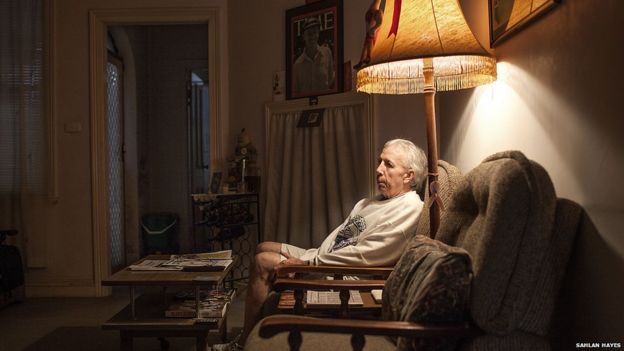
128;250;233;271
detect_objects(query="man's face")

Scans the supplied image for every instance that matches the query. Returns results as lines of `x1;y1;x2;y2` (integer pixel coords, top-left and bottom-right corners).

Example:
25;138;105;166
303;26;320;48
376;146;413;199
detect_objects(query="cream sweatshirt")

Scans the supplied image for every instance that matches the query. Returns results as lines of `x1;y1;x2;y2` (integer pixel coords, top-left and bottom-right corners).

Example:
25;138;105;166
299;191;423;266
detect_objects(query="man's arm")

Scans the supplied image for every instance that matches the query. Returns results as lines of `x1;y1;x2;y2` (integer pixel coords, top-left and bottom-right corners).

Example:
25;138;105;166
310;221;408;267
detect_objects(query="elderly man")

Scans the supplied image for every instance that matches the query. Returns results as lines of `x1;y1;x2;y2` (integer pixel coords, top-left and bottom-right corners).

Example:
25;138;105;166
212;139;427;351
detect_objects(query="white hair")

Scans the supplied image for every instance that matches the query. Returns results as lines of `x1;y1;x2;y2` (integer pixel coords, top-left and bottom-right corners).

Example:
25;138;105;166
383;139;427;191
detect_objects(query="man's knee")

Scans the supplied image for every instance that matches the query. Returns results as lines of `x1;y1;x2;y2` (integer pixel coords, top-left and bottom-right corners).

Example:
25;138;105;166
252;251;281;276
256;241;281;254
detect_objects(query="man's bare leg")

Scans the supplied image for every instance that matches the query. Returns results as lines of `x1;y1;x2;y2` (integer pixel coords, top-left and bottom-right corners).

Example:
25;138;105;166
239;242;283;344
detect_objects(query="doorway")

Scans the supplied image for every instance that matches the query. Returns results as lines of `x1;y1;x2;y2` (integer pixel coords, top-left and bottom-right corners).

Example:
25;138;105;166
89;8;224;296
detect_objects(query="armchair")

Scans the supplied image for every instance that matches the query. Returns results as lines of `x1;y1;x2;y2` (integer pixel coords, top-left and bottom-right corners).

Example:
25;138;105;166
246;151;582;351
262;161;463;318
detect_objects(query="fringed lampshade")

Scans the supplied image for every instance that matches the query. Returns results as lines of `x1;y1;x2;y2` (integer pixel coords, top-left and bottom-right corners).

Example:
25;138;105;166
355;0;496;234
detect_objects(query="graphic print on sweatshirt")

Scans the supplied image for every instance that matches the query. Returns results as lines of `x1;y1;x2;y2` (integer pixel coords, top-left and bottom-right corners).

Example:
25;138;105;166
331;215;367;251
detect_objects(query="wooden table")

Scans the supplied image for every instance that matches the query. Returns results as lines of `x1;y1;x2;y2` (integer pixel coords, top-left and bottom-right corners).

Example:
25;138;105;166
101;255;236;351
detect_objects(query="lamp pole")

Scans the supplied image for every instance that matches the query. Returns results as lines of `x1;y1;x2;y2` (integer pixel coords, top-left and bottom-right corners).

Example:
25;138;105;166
423;58;440;236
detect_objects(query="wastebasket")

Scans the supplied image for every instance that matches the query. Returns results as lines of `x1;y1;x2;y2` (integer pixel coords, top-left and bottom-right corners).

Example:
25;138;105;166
141;212;178;255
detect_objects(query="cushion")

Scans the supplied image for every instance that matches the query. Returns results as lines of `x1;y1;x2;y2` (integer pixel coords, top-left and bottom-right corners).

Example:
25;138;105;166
382;235;473;351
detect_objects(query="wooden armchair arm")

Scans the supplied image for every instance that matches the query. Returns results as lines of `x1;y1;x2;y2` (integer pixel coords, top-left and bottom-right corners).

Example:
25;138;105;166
273;278;385;292
259;316;481;351
274;265;393;278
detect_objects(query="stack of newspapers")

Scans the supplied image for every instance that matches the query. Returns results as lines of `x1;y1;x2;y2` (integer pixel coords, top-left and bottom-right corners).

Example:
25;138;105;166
128;250;233;271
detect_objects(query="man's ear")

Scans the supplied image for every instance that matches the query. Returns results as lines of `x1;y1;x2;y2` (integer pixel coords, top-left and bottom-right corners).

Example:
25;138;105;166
403;169;414;184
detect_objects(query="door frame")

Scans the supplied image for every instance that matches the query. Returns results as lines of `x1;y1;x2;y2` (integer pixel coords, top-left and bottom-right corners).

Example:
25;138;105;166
89;8;224;296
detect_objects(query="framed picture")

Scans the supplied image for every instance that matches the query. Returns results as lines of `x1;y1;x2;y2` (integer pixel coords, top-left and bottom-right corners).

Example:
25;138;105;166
285;0;343;100
209;171;222;194
489;0;560;47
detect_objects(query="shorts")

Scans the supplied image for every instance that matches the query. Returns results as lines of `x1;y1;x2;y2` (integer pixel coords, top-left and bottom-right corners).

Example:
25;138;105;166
279;243;308;262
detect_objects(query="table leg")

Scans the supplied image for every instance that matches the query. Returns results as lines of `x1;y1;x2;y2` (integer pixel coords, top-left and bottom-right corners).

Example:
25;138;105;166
130;286;136;319
195;286;200;318
120;331;133;351
221;316;228;342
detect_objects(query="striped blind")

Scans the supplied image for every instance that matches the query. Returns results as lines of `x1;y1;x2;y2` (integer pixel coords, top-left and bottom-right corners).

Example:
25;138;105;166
0;0;45;194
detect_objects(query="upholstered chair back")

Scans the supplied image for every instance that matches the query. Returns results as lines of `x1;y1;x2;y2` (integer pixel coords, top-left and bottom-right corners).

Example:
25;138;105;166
435;151;581;350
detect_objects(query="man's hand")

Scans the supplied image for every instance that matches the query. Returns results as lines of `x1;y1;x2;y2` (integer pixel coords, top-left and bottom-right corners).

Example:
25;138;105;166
277;251;306;278
279;251;306;265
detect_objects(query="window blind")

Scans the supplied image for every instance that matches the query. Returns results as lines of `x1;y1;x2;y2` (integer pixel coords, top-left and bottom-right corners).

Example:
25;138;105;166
0;0;45;194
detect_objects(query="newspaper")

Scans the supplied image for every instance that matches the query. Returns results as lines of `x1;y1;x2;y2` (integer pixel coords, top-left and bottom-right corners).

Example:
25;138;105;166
170;250;232;260
161;258;233;269
306;290;363;306
128;251;233;271
128;259;183;271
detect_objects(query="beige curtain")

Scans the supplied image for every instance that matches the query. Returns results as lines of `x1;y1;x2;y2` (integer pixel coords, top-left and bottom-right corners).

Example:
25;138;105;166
264;103;372;248
0;0;46;263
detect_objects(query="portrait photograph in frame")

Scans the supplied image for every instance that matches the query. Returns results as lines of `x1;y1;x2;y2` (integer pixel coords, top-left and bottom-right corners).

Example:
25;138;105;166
489;0;560;47
285;0;343;100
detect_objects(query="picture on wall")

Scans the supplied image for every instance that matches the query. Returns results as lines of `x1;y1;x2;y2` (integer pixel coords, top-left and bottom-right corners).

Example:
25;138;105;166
489;0;560;47
285;0;343;100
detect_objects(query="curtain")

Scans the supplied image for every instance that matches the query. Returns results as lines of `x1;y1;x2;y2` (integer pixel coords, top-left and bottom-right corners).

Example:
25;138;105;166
264;103;371;248
0;0;45;258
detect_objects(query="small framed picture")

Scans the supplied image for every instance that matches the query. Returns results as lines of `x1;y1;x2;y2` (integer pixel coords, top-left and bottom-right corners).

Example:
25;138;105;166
489;0;560;47
285;0;343;100
209;171;222;194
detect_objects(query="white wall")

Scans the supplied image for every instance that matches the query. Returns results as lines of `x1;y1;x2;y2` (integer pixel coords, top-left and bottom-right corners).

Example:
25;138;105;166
441;0;624;342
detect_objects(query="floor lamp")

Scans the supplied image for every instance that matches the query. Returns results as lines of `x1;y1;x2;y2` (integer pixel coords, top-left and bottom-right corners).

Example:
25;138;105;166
356;0;497;235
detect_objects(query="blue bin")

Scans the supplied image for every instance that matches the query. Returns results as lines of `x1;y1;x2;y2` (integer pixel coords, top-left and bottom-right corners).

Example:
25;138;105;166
141;212;178;255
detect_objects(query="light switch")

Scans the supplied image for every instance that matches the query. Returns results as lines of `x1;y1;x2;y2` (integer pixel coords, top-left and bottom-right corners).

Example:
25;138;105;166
64;122;82;133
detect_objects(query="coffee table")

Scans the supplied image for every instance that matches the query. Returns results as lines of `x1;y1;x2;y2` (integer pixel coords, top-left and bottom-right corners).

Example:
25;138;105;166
102;255;236;351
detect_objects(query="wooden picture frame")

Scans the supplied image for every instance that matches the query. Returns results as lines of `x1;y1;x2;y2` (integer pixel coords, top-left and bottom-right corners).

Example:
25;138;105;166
285;0;343;100
489;0;560;47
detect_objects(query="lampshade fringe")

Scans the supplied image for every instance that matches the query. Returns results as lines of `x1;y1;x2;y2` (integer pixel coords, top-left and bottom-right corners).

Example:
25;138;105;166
357;55;496;94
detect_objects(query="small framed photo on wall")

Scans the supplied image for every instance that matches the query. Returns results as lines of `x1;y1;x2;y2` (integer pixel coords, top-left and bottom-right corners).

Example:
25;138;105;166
489;0;560;47
285;0;343;100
